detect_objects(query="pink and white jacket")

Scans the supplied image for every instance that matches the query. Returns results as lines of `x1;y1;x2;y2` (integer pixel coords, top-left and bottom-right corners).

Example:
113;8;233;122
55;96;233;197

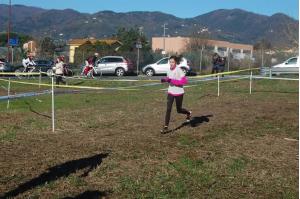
165;66;188;96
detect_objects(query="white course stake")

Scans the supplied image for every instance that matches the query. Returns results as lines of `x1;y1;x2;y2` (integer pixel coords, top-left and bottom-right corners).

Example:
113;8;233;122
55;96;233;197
249;71;253;94
7;78;11;109
217;74;220;97
39;72;42;88
51;75;55;132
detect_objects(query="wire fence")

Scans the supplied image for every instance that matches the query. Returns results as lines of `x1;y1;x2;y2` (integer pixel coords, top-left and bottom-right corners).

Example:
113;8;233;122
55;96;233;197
0;68;298;132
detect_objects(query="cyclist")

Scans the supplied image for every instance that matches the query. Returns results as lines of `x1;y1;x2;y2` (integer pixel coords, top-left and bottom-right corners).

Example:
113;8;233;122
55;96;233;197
22;54;36;72
82;52;99;78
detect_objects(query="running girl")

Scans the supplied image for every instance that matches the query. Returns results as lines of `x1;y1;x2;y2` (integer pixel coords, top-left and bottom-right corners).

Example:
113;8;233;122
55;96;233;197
160;55;192;134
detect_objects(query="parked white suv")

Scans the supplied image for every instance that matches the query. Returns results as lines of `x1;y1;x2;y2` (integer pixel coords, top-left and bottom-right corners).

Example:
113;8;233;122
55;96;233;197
94;56;135;76
142;57;192;76
271;57;299;75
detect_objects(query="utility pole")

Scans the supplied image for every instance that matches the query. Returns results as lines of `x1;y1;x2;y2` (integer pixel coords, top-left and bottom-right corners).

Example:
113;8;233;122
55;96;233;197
136;27;143;76
261;46;264;68
11;47;14;64
199;45;204;74
227;48;230;72
163;23;168;55
7;0;12;63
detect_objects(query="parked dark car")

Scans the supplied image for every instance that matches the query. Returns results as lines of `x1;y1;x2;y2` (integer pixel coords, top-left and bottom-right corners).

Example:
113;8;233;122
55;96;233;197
35;60;54;74
0;59;15;73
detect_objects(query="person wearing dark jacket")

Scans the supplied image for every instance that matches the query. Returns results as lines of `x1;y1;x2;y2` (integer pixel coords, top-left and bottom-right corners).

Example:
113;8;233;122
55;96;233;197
218;56;226;77
211;53;220;74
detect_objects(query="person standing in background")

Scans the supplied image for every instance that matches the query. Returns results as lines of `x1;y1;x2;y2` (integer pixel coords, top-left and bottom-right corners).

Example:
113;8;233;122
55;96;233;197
53;55;66;85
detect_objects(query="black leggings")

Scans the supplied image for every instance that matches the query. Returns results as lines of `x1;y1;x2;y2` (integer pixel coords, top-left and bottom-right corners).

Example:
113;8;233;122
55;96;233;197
165;94;189;126
56;75;65;85
212;64;219;74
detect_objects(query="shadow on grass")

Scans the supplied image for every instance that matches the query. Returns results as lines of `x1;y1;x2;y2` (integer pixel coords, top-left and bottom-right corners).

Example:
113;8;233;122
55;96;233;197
189;115;213;127
2;153;109;198
25;101;51;119
72;81;85;85
164;115;213;134
61;190;111;199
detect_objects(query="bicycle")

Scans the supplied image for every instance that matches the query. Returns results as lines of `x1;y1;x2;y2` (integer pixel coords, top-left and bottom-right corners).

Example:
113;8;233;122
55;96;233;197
14;65;38;79
81;65;100;79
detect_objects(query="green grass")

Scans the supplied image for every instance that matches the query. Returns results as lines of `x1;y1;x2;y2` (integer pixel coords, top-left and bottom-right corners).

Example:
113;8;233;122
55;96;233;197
0;126;19;142
117;155;216;198
227;156;249;175
0;131;17;142
177;134;199;147
0;78;298;198
67;175;87;187
41;180;56;190
282;190;299;199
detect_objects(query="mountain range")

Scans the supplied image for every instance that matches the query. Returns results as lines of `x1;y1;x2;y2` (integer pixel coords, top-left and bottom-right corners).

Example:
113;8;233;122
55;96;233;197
0;4;298;49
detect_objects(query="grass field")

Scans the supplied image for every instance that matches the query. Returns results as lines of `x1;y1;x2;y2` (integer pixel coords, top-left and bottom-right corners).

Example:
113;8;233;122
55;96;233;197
0;77;298;198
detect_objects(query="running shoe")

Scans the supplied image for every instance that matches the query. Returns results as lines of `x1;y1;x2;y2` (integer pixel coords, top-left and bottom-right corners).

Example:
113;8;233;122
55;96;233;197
160;126;169;134
186;111;192;122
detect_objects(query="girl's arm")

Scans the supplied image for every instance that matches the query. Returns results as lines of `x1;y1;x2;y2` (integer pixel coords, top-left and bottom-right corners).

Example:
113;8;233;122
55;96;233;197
170;76;188;86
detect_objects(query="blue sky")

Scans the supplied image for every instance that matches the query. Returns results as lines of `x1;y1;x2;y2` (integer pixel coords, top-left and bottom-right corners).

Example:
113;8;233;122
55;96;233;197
3;0;299;19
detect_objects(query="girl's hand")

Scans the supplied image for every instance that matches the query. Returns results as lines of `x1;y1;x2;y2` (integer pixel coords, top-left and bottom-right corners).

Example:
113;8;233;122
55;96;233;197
161;77;170;83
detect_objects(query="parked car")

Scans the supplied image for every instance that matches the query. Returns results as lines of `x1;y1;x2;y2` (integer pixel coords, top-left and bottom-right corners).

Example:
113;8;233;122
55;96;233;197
0;59;15;73
271;57;299;75
35;60;55;75
94;56;135;77
142;57;192;76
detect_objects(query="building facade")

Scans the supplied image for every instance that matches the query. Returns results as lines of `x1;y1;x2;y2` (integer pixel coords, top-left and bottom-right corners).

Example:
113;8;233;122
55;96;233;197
23;41;37;56
152;37;253;59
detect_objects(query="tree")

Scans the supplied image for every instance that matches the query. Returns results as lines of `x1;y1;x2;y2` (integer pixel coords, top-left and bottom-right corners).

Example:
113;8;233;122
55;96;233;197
0;32;33;63
187;31;210;52
74;41;119;65
116;27;150;52
116;27;152;70
73;27;153;68
186;30;211;73
94;41;115;54
38;37;56;59
254;39;272;68
0;32;32;47
74;41;94;65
